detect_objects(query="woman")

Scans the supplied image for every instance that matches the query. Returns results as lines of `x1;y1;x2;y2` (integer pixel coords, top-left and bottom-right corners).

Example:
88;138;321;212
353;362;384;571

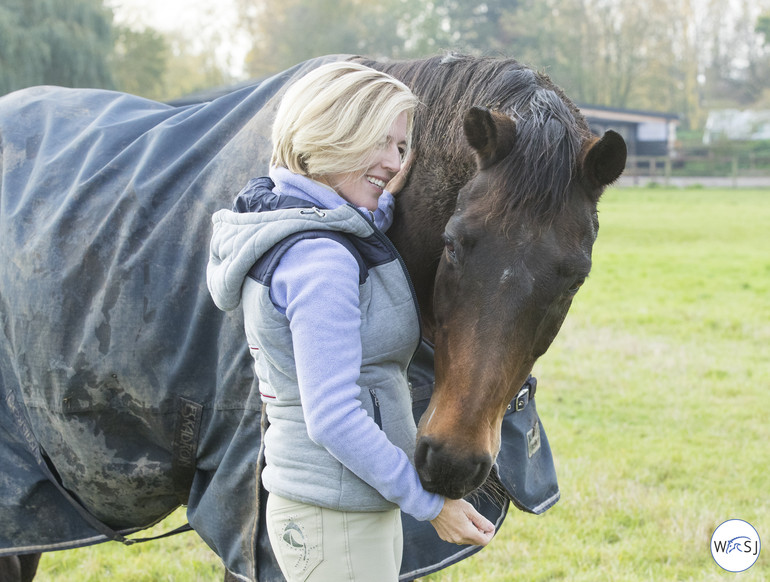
207;61;494;582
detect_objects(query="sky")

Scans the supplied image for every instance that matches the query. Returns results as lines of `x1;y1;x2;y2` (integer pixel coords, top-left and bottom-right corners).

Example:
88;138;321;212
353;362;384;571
107;0;250;77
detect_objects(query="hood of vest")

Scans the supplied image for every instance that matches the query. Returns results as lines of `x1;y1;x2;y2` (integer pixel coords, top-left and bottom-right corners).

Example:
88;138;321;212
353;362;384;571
207;180;375;312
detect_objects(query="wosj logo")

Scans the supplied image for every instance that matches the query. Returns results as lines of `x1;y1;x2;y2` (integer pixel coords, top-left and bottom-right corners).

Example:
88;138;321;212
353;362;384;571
711;519;761;572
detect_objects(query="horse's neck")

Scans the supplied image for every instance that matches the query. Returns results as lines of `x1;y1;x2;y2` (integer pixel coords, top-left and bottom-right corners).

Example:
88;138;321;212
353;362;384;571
365;56;482;335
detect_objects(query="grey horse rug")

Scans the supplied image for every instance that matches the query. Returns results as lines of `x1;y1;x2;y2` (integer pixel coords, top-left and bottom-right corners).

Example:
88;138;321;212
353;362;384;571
0;55;559;580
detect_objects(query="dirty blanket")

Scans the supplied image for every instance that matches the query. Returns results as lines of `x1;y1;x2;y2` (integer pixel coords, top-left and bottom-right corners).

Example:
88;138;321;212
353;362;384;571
0;55;558;581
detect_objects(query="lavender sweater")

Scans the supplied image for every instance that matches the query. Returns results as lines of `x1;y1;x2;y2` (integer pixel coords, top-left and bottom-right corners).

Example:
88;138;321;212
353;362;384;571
208;167;443;521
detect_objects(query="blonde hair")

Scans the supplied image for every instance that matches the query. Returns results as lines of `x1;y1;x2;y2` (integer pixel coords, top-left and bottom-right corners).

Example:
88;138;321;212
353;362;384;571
271;61;419;178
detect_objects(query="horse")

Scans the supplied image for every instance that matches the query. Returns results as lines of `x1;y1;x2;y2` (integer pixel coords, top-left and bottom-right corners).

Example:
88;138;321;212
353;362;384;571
357;55;627;498
0;54;625;581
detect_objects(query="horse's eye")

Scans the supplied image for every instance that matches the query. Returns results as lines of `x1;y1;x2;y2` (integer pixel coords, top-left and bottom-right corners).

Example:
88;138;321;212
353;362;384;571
567;278;585;295
443;234;458;263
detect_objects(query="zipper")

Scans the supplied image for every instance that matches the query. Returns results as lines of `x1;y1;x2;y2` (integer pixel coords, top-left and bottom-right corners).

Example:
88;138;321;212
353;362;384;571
350;205;426;405
348;204;423;348
369;388;382;429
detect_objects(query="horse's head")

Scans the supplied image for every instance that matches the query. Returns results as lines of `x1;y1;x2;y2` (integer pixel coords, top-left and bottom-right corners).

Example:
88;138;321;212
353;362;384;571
414;105;626;498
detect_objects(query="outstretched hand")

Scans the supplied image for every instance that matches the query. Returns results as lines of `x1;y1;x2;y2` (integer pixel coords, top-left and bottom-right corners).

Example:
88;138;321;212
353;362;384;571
430;498;496;546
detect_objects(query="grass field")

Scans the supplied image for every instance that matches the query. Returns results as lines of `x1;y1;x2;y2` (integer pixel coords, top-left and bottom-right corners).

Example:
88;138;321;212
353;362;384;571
34;187;769;581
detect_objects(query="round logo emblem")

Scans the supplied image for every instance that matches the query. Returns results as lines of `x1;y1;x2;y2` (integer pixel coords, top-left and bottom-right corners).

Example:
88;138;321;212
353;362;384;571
710;519;761;572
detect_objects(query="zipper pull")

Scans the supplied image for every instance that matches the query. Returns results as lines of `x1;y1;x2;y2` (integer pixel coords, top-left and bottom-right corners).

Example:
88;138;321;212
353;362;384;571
368;388;382;429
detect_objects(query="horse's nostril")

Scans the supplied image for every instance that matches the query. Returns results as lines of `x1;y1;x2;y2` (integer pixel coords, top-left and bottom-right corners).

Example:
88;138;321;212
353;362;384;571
423;438;441;464
414;436;436;481
472;455;492;485
415;436;492;498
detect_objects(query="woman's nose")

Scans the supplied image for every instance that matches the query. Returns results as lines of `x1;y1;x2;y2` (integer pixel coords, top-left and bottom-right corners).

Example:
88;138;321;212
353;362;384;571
382;143;402;173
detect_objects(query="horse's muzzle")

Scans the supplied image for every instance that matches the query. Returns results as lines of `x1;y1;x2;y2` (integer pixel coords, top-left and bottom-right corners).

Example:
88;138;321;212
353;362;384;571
414;435;493;499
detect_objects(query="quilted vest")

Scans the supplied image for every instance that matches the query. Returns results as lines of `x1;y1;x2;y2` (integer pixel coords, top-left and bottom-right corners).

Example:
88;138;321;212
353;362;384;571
238;200;421;512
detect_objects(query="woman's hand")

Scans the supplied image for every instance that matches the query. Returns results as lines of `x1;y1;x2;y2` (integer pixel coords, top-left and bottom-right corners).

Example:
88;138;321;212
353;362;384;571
429;498;496;546
386;150;415;195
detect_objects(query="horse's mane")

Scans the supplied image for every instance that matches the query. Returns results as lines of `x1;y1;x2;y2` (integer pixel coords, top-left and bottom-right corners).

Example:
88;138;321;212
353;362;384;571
363;54;592;225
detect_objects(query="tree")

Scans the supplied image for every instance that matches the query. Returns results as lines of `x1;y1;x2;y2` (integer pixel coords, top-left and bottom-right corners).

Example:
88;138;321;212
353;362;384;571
502;0;709;126
161;30;232;101
396;0;520;56
0;0;115;95
232;0;770;126
238;0;527;77
751;11;770;107
238;0;407;77
111;26;168;99
697;0;770;108
759;12;770;43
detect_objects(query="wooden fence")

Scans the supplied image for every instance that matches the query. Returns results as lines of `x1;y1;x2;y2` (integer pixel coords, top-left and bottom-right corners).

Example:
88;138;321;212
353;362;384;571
622;155;770;187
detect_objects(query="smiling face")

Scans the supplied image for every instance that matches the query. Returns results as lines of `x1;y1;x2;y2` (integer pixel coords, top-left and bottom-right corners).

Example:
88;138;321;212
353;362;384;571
320;112;408;211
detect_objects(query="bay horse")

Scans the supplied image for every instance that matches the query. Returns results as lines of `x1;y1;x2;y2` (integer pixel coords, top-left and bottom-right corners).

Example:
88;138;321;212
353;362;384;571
359;55;627;498
0;54;625;581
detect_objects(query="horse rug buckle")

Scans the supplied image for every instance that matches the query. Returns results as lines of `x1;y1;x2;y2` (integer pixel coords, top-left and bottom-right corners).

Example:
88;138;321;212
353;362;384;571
513;376;537;412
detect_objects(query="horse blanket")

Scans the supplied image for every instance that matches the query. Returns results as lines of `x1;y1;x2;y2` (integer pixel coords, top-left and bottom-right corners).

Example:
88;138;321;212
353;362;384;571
0;55;559;581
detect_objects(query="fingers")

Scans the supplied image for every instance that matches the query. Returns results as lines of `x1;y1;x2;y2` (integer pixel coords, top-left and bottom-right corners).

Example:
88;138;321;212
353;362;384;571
386;150;415;195
429;498;496;546
469;524;495;546
450;515;494;546
467;505;496;535
461;504;495;546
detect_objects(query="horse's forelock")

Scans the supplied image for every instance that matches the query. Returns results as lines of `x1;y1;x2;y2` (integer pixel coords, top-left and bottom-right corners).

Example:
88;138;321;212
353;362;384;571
492;87;584;227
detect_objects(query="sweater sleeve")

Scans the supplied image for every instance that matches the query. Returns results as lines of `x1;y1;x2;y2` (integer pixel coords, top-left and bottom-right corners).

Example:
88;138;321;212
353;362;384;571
270;237;444;522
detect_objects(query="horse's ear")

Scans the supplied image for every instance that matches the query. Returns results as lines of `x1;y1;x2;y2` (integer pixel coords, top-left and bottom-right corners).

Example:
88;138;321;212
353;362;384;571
581;130;627;190
463;106;516;169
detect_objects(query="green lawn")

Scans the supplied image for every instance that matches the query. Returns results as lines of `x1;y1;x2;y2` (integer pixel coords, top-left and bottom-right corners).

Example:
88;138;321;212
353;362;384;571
35;187;770;581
